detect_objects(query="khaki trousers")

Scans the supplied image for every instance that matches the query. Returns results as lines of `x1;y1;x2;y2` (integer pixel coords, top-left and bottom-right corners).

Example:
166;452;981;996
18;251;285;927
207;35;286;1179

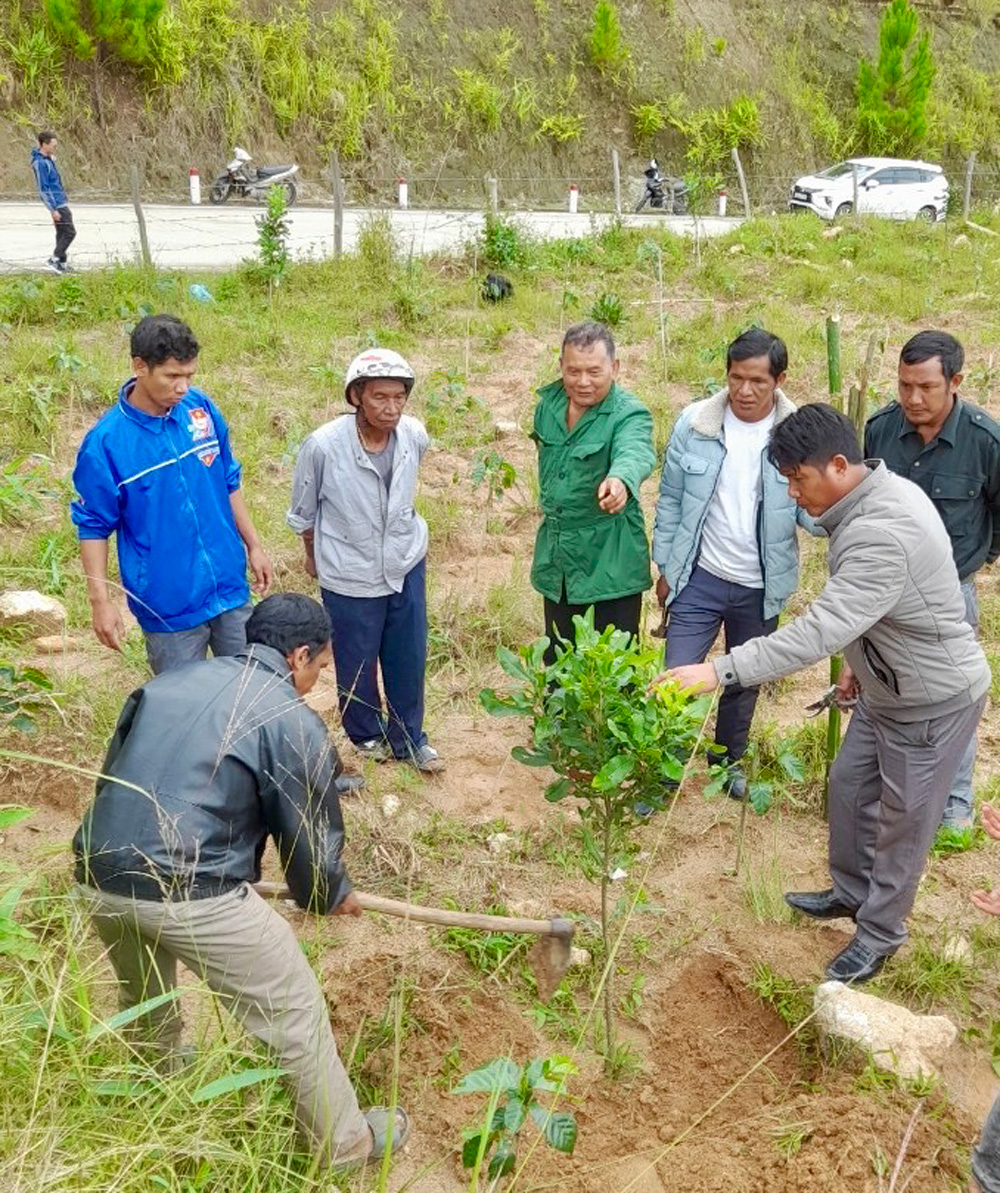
77;882;372;1166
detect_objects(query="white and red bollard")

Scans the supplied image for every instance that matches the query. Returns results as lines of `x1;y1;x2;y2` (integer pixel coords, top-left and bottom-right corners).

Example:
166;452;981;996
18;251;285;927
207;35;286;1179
717;190;728;217
568;183;579;214
397;177;409;209
189;167;201;205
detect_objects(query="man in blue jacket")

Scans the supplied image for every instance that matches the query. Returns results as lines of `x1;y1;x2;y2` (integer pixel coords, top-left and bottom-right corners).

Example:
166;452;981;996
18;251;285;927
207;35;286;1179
652;329;816;799
72;313;274;674
31;131;76;274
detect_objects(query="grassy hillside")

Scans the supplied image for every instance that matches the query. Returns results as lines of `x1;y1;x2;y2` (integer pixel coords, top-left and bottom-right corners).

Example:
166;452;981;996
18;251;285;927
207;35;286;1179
2;0;1000;206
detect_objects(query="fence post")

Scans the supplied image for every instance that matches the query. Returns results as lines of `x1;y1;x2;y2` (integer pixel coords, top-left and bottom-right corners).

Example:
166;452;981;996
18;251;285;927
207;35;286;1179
330;151;343;259
487;175;498;214
731;146;751;218
852;163;859;216
611;148;621;218
568;183;579;214
964;151;977;221
823;313;844;821
130;164;152;269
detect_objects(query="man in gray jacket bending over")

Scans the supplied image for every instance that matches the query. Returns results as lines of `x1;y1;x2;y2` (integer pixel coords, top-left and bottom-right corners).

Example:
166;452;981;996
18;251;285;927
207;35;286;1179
73;593;407;1169
665;404;989;985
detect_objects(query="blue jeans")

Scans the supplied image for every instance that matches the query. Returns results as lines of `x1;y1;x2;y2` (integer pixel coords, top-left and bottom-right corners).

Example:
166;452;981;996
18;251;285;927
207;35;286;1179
943;579;978;826
665;566;778;765
143;603;252;675
321;559;428;758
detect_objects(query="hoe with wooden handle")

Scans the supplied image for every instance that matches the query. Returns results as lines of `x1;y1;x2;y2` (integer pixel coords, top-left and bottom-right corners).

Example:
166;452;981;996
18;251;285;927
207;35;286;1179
253;881;574;999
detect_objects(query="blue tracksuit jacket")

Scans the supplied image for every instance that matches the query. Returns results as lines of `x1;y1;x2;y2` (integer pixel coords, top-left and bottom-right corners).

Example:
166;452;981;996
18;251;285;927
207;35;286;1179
31;147;68;210
71;381;250;632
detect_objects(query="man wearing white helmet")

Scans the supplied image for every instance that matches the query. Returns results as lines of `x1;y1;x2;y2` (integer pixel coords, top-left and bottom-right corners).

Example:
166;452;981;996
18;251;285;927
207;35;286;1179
287;349;443;773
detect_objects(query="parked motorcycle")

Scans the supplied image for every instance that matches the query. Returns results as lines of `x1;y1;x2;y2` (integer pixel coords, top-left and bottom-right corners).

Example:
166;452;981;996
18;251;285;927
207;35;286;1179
209;147;299;205
635;159;688;214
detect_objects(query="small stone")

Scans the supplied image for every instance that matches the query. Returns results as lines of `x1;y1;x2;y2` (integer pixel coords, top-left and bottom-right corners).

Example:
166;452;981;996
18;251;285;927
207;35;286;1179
487;831;513;854
381;793;401;818
494;419;519;435
953;233;970;248
821;225;845;239
0;590;67;635
568;946;591;969
814;980;957;1080
841;258;854;270
728;243;745;255
638;1085;656;1105
34;634;84;653
942;935;973;965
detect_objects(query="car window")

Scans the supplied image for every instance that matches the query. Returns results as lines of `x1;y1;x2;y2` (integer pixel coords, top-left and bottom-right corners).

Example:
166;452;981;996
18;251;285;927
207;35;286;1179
918;169;941;183
866;169;894;185
894;168;924;185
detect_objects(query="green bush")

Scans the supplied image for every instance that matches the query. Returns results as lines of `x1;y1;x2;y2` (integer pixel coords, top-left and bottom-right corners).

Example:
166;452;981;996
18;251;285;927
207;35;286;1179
587;0;628;76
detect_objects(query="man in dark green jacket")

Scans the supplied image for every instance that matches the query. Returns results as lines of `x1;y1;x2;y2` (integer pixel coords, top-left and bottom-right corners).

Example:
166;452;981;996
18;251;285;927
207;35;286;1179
531;321;656;654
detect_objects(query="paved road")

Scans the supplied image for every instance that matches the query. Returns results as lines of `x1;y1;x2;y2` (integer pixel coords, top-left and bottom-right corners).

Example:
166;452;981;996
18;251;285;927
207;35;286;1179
0;202;741;273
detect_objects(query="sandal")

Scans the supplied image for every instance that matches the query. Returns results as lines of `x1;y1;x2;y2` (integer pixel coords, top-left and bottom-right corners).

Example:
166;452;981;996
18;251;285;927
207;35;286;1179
365;1106;410;1161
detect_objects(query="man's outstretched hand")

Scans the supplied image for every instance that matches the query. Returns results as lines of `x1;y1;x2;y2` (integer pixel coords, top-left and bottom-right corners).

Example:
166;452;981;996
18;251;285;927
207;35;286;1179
597;476;628;514
651;662;719;695
981;804;1000;842
971;888;1000;917
333;891;363;918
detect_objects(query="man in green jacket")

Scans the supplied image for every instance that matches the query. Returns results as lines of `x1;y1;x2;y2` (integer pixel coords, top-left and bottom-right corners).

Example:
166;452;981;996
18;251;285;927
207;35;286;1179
531;322;656;655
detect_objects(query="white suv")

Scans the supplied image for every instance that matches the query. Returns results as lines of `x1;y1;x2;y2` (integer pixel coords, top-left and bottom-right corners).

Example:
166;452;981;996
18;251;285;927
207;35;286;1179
789;157;949;222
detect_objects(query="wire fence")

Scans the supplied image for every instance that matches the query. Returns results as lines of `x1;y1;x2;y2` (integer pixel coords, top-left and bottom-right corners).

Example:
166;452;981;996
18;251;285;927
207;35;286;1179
4;152;1000;274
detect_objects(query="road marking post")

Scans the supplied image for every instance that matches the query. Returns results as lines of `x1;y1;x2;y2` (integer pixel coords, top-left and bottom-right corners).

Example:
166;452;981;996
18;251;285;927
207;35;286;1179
568;184;579;214
397;177;409;209
188;168;201;205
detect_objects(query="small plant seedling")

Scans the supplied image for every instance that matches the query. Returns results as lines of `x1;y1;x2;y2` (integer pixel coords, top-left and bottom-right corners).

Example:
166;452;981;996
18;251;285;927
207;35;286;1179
471;450;518;513
589;292;624;327
771;1120;812;1158
481;611;713;1072
254;186;291;291
0;664;61;735
454;1055;577;1184
931;823;982;857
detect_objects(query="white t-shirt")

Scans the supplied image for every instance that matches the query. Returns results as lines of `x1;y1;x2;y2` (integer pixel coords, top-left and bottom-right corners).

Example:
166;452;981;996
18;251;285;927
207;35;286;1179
698;405;776;588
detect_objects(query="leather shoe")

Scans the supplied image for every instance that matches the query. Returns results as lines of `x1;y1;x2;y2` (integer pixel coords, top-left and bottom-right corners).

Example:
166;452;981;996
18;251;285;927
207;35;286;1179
335;772;366;796
725;769;748;802
784;888;858;921
825;937;888;984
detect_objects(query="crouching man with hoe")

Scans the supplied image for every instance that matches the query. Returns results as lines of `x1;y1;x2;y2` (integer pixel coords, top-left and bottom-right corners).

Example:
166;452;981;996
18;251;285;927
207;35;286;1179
661;404;989;985
72;593;408;1169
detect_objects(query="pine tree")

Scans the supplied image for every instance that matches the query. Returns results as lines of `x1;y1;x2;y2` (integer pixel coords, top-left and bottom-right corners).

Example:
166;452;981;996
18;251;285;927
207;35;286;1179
45;0;166;124
855;0;935;156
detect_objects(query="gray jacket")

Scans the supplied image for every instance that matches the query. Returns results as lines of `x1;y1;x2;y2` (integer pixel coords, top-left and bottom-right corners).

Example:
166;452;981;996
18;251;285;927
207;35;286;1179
714;463;991;722
287;412;429;597
73;645;352;911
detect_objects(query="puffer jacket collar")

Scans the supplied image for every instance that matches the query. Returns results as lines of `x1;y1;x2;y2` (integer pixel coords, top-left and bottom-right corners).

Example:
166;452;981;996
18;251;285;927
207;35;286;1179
689;388;795;438
817;462;885;535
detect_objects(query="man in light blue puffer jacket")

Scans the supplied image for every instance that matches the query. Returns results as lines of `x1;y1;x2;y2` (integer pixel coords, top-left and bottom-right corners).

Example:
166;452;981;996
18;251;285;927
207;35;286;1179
652;329;819;797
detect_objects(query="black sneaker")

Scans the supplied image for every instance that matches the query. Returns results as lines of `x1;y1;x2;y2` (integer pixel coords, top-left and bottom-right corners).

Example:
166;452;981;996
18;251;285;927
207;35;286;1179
825;937;888;984
45;257;63;273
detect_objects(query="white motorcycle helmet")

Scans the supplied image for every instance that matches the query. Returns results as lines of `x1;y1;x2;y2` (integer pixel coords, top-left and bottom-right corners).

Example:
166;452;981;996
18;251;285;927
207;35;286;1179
344;348;416;406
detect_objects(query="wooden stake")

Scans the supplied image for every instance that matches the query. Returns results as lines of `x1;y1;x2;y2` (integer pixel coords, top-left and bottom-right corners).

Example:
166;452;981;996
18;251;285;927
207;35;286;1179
330;151;343;259
731;147;751;218
130;164;152;269
611;148;621;218
964;151;977;222
823;313;844;820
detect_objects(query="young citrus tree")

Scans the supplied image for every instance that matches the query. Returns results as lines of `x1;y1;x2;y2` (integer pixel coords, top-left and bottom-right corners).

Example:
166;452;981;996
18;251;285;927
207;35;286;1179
480;611;713;1072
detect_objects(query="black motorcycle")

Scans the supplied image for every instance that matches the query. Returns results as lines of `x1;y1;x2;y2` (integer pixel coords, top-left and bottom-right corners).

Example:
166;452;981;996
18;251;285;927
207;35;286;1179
208;147;300;206
635;159;688;214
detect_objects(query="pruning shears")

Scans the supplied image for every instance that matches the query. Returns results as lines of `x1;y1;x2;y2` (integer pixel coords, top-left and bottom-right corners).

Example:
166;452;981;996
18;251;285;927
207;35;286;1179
804;684;858;717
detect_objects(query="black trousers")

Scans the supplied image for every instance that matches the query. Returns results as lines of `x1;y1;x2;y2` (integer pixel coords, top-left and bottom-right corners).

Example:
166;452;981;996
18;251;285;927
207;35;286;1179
53;205;77;262
542;585;643;664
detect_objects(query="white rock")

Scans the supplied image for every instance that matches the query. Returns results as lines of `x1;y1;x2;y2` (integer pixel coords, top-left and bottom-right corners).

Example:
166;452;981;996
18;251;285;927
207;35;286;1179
381;793;401;818
728;243;745;255
953;233;970;248
814;980;957;1080
494;420;519;435
821;225;845;239
0;590;67;635
487;831;513;854
609;867;628;881
942;935;973;965
569;946;591;969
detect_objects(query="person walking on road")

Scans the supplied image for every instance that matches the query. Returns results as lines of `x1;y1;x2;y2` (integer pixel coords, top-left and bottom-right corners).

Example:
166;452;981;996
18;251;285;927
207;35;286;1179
664;405;989;985
651;328;818;801
72;313;273;674
865;330;1000;832
287;348;443;774
531;321;656;657
31;131;76;274
72;593;409;1171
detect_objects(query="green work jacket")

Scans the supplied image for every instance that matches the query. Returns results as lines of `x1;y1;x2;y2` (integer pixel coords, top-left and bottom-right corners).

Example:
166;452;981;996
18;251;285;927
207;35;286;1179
530;379;656;604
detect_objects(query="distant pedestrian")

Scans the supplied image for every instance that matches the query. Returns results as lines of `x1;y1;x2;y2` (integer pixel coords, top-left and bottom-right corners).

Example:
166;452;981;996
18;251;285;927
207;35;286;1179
287;349;444;774
31;131;76;274
531;321;656;657
72;314;274;675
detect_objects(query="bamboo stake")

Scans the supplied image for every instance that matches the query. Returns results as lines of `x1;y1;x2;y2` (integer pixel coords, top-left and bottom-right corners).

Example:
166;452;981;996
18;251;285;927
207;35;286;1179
823;315;843;820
